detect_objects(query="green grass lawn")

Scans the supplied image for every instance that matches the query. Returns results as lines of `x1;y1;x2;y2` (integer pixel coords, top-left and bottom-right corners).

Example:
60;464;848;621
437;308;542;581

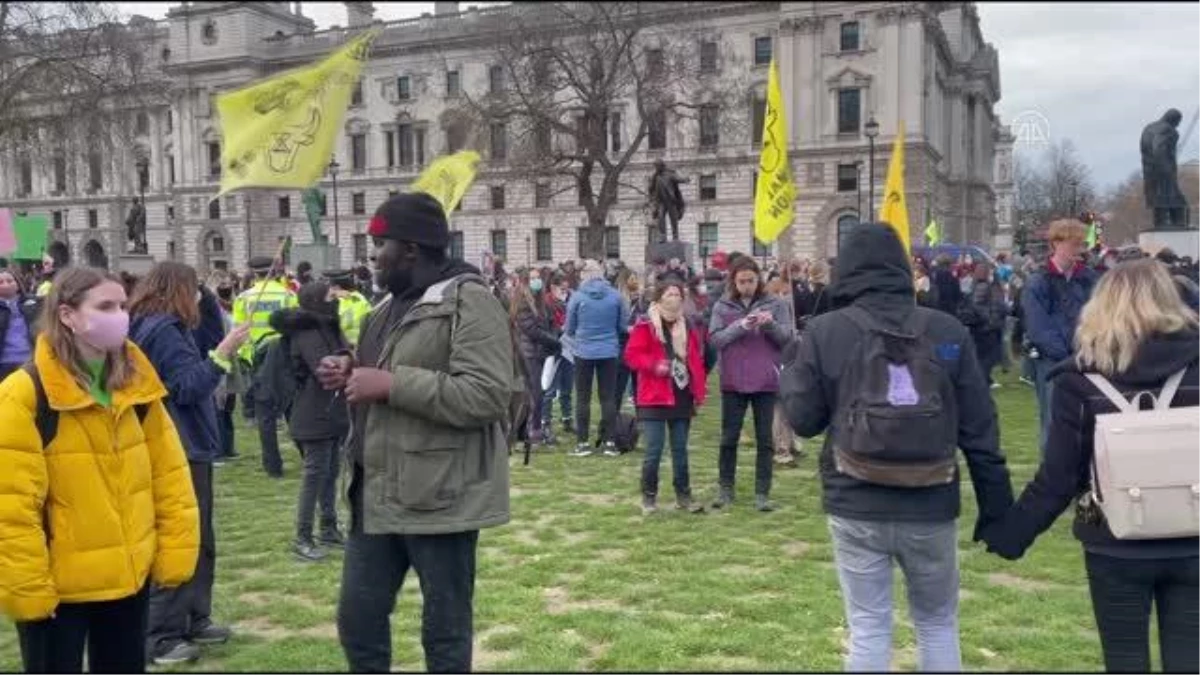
0;369;1108;672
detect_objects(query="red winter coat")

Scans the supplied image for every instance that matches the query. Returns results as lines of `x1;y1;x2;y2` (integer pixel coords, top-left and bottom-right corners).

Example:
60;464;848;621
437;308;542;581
623;317;708;409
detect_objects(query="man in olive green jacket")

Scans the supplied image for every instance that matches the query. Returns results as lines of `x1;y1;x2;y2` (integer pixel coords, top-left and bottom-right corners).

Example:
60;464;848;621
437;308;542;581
317;192;513;673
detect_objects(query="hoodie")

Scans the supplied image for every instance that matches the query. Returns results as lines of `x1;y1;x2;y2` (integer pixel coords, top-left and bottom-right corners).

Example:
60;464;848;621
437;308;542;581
129;313;223;462
565;277;629;360
987;329;1199;560
269;297;350;443
779;223;1014;532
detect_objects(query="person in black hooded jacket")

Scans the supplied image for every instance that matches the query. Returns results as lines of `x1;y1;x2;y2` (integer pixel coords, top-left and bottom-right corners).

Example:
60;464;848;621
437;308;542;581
982;258;1198;674
270;282;350;562
779;223;1013;672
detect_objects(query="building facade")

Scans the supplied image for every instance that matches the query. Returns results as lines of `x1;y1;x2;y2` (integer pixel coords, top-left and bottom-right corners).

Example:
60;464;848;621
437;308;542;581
0;1;1007;273
992;124;1015;250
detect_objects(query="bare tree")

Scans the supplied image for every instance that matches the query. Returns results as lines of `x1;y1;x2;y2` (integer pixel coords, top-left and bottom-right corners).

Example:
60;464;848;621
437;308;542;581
437;2;750;259
0;2;167;162
1011;139;1097;251
1100;171;1149;246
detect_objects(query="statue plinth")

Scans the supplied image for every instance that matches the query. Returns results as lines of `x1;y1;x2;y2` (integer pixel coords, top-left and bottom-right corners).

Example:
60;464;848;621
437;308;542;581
292;243;342;274
645;240;695;268
117;253;156;275
1139;229;1199;259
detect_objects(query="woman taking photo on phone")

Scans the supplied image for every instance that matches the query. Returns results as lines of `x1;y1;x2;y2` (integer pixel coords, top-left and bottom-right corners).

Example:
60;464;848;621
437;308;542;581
0;267;200;673
708;256;793;512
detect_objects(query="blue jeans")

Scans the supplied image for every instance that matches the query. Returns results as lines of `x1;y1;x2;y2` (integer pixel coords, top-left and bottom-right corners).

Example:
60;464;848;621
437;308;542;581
1031;357;1056;457
828;516;961;672
541;358;574;427
640;419;692;499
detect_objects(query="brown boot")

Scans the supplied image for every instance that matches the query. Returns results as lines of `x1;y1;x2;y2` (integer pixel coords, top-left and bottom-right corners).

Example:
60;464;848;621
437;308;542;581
675;494;705;514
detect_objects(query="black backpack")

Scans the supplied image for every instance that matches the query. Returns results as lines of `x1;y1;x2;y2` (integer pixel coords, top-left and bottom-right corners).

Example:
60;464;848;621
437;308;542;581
611;411;640;453
24;364;151;449
830;307;957;487
255;335;301;417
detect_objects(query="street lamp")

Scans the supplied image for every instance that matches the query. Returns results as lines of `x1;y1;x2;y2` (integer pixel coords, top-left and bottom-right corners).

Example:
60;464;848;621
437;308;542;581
1069;180;1079;216
328;158;341;246
864;116;880;217
135;155;149;254
62;208;70;265
855;160;864;223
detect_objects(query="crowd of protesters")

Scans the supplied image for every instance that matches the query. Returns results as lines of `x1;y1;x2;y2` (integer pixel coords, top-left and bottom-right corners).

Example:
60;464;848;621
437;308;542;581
0;199;1194;675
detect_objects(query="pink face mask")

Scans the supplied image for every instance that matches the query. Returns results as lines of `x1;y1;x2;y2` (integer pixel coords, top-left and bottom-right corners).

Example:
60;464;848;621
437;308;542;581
76;309;130;352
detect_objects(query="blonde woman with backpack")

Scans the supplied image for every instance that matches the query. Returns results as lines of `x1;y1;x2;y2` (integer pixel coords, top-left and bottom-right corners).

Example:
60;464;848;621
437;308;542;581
983;258;1198;673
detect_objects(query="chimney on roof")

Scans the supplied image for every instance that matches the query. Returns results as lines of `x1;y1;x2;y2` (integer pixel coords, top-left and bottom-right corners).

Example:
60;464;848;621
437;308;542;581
293;1;303;16
345;2;375;28
434;1;459;16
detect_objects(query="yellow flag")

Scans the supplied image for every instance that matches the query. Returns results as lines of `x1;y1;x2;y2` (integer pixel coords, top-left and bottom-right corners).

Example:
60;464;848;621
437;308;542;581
924;218;941;246
878;121;911;252
215;29;379;197
411;151;482;215
753;58;795;244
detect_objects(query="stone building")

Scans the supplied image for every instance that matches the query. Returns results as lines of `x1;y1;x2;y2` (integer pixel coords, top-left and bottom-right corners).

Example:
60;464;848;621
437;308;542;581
0;1;1007;272
992;124;1015;250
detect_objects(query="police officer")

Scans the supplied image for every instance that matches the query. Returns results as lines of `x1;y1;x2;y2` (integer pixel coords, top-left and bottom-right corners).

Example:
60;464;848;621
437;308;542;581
233;256;298;478
324;269;372;347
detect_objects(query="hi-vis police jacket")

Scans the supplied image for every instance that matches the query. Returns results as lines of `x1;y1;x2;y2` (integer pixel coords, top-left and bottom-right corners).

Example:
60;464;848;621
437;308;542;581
232;280;298;362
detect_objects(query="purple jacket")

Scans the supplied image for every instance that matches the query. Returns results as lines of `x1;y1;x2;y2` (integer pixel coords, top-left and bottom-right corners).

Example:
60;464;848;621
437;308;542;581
708;294;792;393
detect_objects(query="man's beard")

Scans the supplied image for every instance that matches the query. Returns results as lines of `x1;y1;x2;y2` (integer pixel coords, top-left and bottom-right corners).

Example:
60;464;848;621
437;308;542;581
382;267;415;296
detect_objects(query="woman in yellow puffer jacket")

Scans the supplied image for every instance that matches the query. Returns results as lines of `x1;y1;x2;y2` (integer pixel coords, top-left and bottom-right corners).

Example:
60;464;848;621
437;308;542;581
0;267;200;673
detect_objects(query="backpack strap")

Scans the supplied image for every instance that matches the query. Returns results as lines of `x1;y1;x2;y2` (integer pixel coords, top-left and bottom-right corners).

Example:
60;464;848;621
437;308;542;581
22;363;58;450
843;305;928;339
841;305;876;334
1156;369;1188;410
22;364;153;450
1084;373;1137;413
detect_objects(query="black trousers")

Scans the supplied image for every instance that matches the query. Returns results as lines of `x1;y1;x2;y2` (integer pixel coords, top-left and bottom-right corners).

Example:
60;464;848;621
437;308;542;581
296;437;342;541
718;392;776;496
147;461;216;651
1085;552;1199;673
17;584;150;673
614;355;636;415
217;393;237;459
574;358;617;445
256;394;283;476
337;466;478;673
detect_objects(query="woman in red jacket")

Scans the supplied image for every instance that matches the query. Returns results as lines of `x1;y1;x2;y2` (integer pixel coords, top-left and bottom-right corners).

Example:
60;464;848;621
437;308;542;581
624;278;707;515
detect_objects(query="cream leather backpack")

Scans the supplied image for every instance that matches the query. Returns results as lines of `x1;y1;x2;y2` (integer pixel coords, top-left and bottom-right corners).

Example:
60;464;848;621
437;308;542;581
1085;370;1199;540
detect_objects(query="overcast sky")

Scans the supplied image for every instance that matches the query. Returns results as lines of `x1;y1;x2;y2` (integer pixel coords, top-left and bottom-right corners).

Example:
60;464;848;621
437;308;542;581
118;2;1200;193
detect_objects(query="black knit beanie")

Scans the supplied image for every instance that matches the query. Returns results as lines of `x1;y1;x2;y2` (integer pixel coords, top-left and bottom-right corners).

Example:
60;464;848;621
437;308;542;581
367;192;450;249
